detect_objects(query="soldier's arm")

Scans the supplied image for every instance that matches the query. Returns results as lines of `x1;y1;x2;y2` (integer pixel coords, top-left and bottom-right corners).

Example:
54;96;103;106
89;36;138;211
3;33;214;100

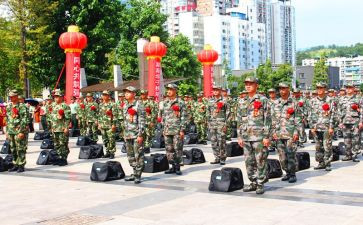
112;103;117;126
225;100;231;122
180;101;187;132
64;105;71;126
137;102;146;137
263;98;272;138
19;105;28;133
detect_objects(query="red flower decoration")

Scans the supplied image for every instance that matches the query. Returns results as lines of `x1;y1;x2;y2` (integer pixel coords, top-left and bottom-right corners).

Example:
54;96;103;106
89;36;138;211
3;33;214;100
145;107;151;114
49;107;53;112
128;107;137;116
80;103;85;109
120;102;125;108
58;109;64;116
172;105;180;112
217;102;224;109
322;103;330;111
157;117;162;123
351;103;359;111
254;101;263;110
287;108;295;115
298;101;304;107
106;110;113;117
12;107;18;115
90;105;96;111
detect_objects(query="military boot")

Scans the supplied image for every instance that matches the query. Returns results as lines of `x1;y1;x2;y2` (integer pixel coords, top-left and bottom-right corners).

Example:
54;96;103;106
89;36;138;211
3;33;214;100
243;183;257;192
256;184;265;195
210;159;220;165
341;156;352;161
288;175;297;183
125;174;135;181
325;165;332;171
352;157;360;162
175;164;182;175
134;176;141;184
8;166;18;172
314;163;325;170
164;164;176;174
281;174;290;181
17;166;25;173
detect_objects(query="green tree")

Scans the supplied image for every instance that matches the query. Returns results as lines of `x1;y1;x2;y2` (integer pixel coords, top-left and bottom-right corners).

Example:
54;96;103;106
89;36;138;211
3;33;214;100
177;83;198;97
312;56;328;88
227;72;253;97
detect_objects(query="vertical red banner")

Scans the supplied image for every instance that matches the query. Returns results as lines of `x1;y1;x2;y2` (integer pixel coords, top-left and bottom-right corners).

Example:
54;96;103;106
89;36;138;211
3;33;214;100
155;60;161;101
203;64;213;97
65;52;81;104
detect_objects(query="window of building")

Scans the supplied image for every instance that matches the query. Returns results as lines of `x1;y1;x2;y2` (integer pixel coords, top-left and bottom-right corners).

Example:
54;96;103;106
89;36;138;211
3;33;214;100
299;73;305;79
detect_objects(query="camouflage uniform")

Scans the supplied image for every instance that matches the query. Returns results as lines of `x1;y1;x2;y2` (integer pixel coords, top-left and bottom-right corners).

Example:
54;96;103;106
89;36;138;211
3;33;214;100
207;89;230;164
85;99;99;143
158;84;186;172
122;86;146;183
116;92;125;141
309;83;336;169
140;90;157;149
237;77;271;194
50;90;71;162
293;92;308;144
6;90;28;171
271;86;299;181
338;91;362;161
46;101;55;140
267;89;279;151
193;94;208;143
76;100;87;136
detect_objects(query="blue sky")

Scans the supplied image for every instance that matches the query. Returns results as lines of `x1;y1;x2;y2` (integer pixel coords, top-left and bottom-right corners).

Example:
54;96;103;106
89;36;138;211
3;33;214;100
293;0;363;50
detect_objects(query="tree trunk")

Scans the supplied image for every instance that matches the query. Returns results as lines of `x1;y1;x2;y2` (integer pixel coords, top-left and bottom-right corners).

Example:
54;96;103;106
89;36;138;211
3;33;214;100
19;0;28;97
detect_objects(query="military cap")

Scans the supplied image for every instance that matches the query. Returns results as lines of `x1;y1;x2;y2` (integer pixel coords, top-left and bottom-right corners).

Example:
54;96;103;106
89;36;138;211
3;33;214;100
278;82;290;88
244;76;258;83
312;90;317;94
140;89;148;94
197;93;204;97
268;88;276;93
53;89;64;96
123;86;137;93
328;89;335;92
18;95;24;99
293;88;301;93
165;83;178;90
8;89;18;97
345;83;354;87
316;82;327;88
102;90;110;95
86;93;93;97
340;87;346;91
118;92;125;97
212;85;222;90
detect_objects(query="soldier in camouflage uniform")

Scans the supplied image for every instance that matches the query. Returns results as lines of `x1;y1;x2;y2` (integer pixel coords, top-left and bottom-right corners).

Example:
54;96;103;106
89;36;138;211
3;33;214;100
222;89;235;141
293;88;308;146
184;95;194;133
309;82;336;171
50;89;71;166
6;90;28;172
121;86;146;184
237;77;271;195
338;84;362;162
45;96;54;139
76;96;87;136
193;92;208;144
158;84;186;175
98;90;117;159
207;85;229;165
271;83;299;183
268;88;279;151
85;93;99;143
116;92;125;141
139;89;157;150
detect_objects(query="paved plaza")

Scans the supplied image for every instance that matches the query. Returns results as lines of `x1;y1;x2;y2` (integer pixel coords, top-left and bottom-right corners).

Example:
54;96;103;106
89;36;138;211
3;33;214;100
1;132;363;225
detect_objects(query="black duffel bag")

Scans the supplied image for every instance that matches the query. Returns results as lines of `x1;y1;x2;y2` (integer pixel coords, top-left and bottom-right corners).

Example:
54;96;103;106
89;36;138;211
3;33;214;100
40;139;54;149
34;131;51;140
0;154;14;172
267;159;283;179
143;153;169;173
76;136;92;146
1;140;11;154
296;152;310;171
209;167;244;192
184;133;198;145
36;149;59;165
69;129;80;137
79;145;104;159
338;142;346;155
90;161;125;182
226;142;244;157
332;146;340;161
151;133;165;148
183;148;206;165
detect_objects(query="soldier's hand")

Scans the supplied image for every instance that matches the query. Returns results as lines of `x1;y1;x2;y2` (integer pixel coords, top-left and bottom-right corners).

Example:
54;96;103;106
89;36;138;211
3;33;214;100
359;123;363;130
273;133;278;140
64;128;69;135
179;131;185;140
293;134;299;142
262;138;270;147
238;138;244;147
137;136;143;145
111;125;116;132
328;128;334;136
311;128;317;135
18;133;25;140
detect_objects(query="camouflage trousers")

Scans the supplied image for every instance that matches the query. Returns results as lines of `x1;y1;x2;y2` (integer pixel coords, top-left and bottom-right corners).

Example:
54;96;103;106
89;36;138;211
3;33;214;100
8;134;27;166
244;141;269;185
343;124;361;159
125;138;145;178
54;132;70;159
101;129;116;155
210;127;226;161
78;118;87;136
314;131;333;166
277;139;297;175
164;135;183;165
144;124;155;148
47;119;54;140
297;122;307;143
195;121;207;142
87;122;98;142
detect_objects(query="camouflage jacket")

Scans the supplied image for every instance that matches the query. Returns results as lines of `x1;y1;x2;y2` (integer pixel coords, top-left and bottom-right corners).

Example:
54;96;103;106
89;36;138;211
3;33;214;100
50;103;71;133
46;103;54;121
271;97;298;139
140;99;157;125
6;102;28;135
206;96;229;128
293;97;307;121
158;97;186;135
122;100;146;139
85;101;99;123
228;98;237;122
338;94;363;125
98;101;117;129
192;99;207;123
185;100;194;122
76;101;87;119
237;94;271;141
309;96;335;131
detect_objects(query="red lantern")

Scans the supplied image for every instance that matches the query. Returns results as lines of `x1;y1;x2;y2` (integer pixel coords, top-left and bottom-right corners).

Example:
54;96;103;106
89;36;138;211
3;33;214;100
322;103;330;111
351;103;359;111
287;108;295;115
197;45;219;97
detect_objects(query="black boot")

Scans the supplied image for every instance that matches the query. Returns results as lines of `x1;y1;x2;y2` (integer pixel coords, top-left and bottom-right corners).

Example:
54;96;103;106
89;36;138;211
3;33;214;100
175;164;182;175
314;163;325;170
103;153;110;158
281;174;290;181
288;175;297;183
109;154;115;159
256;184;265;195
125;174;135;181
164;164;176;174
8;166;18;172
210;159;220;165
17;166;25;173
243;183;257;192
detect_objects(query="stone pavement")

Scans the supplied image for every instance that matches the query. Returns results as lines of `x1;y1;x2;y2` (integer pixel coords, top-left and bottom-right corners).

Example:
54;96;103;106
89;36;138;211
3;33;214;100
1;132;363;225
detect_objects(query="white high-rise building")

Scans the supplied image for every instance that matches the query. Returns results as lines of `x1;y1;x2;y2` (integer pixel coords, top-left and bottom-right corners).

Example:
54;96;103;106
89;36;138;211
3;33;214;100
179;12;205;52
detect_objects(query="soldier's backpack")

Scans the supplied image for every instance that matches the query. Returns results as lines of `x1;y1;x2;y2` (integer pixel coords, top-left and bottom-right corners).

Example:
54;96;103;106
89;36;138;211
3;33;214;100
143;153;169;173
183;148;206;165
36;149;59;165
226;142;244;157
69;129;80;137
332;146;340;161
1;140;11;154
90;161;125;182
40;139;54;149
296;152;310;171
184;133;198;145
338;142;346;155
151;129;165;148
0;154;14;172
209;167;244;192
267;159;283;179
76;136;92;146
34;131;50;140
119;142;127;154
79;145;104;159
